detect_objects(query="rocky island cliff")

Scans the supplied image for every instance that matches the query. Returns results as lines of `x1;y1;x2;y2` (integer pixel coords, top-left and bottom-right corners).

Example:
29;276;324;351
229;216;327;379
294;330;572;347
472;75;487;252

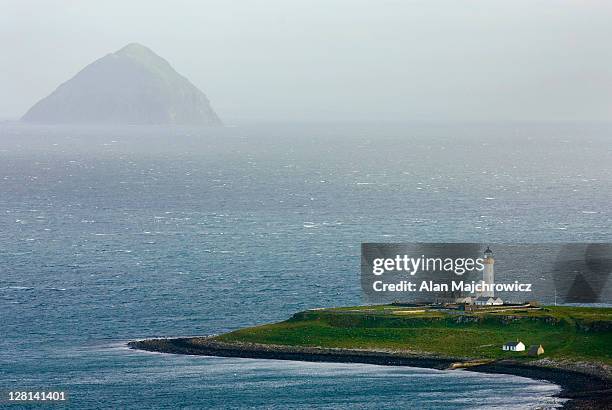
22;43;221;125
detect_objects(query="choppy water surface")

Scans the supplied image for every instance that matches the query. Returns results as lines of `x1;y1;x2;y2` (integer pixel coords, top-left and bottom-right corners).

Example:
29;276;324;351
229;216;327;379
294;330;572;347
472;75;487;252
2;122;610;408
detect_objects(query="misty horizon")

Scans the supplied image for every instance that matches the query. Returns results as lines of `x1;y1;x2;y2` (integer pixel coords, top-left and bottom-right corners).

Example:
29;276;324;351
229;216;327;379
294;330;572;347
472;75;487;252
2;1;612;123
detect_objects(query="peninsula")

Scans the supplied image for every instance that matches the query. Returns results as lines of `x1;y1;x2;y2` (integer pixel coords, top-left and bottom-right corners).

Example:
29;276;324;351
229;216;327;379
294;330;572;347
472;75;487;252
129;304;612;409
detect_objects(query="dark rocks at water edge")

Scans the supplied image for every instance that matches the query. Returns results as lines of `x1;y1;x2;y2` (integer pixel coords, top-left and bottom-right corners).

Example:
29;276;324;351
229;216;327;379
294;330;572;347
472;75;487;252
128;337;459;369
128;337;612;409
22;43;222;126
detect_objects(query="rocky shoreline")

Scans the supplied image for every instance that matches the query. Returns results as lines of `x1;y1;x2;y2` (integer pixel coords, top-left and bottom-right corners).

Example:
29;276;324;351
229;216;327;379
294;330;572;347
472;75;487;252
128;337;611;409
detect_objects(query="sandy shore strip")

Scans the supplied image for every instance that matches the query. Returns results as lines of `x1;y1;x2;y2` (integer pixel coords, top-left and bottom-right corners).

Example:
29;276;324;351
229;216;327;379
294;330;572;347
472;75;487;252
128;337;611;409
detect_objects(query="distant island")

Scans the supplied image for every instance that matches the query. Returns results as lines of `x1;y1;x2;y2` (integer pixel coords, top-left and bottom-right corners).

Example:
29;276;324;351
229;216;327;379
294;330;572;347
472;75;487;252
22;43;222;125
129;304;612;409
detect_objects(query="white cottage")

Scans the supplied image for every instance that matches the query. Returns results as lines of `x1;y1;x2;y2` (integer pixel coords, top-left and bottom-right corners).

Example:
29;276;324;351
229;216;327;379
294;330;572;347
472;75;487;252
503;341;525;351
475;296;503;306
456;296;475;305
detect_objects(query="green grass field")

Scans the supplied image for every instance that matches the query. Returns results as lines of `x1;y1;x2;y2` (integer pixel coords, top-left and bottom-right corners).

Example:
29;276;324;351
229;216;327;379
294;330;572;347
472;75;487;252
214;305;612;364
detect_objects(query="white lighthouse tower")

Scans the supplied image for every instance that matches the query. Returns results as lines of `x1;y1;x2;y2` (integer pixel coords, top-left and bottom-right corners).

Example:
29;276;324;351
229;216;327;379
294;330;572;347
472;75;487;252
481;246;495;298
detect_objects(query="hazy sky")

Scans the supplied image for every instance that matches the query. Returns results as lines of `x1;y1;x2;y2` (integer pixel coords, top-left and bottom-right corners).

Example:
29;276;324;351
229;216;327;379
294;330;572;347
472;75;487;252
2;0;612;122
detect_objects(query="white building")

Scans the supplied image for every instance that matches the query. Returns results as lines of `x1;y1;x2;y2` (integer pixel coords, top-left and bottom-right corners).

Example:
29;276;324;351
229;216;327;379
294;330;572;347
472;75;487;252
480;246;495;298
457;247;505;306
503;341;525;351
456;296;475;304
474;296;503;306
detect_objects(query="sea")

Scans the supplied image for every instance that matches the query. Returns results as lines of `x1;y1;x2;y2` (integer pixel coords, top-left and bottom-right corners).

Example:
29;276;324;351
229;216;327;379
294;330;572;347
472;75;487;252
1;122;611;409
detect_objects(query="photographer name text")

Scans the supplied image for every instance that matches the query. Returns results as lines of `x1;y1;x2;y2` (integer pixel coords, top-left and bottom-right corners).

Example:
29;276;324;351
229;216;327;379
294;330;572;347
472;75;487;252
372;280;532;293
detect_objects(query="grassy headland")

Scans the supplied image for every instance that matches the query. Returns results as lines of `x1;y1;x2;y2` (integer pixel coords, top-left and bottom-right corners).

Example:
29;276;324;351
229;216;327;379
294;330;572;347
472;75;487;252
129;305;612;408
214;305;612;364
